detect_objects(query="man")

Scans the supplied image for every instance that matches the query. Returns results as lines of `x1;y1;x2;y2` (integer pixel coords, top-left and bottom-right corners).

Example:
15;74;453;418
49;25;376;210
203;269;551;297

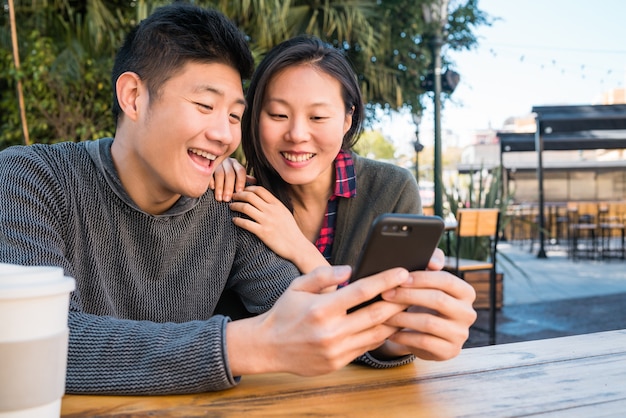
0;3;476;395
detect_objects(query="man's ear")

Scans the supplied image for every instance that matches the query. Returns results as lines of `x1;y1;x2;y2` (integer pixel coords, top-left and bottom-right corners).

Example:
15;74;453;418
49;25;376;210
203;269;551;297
116;72;144;122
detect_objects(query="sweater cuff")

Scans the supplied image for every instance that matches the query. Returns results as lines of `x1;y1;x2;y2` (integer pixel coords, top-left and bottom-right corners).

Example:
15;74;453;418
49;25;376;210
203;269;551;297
354;351;415;368
221;315;241;386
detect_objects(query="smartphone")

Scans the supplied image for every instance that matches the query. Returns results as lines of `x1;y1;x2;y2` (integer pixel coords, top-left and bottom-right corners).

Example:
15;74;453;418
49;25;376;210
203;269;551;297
347;213;445;312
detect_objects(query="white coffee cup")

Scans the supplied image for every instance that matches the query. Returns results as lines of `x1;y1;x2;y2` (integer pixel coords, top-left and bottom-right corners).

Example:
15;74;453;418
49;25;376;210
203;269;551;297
0;264;75;418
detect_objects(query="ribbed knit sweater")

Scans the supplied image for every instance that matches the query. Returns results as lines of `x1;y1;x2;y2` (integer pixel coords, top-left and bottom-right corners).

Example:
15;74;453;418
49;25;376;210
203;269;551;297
0;138;300;394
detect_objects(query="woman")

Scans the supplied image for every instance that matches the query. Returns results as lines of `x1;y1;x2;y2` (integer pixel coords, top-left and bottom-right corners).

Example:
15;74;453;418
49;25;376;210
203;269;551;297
217;36;475;364
229;35;423;274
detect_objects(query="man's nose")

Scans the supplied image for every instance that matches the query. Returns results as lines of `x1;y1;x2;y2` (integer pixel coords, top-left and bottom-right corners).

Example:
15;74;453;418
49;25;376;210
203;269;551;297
207;113;237;145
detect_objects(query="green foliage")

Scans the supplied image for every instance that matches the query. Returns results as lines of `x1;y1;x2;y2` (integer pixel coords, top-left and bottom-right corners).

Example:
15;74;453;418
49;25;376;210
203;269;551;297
353;130;396;160
0;30;114;145
443;165;512;260
446;166;508;215
357;0;492;111
0;0;490;149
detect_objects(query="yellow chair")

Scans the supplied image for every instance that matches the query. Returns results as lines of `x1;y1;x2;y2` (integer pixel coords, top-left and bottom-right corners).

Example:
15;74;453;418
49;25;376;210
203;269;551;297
444;208;500;345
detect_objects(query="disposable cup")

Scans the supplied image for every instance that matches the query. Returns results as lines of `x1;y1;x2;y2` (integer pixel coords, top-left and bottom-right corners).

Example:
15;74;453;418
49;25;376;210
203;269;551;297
0;264;75;418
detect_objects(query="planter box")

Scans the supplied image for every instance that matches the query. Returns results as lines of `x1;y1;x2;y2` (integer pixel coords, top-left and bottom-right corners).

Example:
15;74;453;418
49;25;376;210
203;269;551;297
463;271;503;310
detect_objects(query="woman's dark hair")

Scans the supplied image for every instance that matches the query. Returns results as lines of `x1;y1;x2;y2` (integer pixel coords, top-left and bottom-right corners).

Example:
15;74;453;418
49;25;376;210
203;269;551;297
111;3;254;122
241;34;365;211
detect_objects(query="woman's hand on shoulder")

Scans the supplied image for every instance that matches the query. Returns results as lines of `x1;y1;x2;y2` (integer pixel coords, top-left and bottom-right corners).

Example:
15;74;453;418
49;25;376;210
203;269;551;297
210;157;256;202
229;186;328;273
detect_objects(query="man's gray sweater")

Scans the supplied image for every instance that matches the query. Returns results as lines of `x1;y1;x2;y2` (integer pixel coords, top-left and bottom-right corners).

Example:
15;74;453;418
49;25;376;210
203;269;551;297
0;138;299;394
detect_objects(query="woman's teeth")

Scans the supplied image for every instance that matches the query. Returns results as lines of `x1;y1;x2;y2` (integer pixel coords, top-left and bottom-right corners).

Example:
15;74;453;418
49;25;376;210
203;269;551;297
282;152;314;162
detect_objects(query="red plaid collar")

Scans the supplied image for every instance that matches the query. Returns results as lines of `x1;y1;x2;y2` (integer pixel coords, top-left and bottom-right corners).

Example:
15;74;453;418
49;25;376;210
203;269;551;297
332;150;356;199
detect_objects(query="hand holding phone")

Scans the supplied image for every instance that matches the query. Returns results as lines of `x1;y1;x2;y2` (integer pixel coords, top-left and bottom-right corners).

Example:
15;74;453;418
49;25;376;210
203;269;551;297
347;213;444;312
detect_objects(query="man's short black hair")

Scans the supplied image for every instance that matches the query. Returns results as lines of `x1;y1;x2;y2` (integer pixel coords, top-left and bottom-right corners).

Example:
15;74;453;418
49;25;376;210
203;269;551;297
111;2;254;122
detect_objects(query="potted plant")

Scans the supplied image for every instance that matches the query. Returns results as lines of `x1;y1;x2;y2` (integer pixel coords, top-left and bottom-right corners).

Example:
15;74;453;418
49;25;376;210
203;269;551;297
442;165;523;309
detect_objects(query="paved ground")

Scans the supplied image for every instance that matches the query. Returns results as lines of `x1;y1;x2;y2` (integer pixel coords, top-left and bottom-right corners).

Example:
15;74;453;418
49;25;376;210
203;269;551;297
465;241;626;347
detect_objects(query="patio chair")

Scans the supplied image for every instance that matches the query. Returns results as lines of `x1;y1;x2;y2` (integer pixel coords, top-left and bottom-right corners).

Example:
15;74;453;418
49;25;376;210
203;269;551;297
444;208;500;345
598;201;626;260
567;202;599;260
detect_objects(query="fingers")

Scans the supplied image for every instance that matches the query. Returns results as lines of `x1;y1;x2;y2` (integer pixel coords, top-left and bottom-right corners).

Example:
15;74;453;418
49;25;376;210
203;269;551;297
388;323;468;361
212;160;232;202
395;270;477;304
293;266;411;312
212;158;247;202
378;270;477;360
427;248;445;271
229;187;278;225
250;267;416;375
341;268;411;315
233;185;277;203
291;265;353;294
233;167;248;195
289;266;411;364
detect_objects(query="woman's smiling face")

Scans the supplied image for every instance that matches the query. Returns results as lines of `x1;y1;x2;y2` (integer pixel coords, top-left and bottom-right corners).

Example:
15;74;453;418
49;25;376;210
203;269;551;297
258;64;353;187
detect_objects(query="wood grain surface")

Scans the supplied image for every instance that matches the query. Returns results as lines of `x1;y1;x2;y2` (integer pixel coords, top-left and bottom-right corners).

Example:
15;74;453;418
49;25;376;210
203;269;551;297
61;329;626;417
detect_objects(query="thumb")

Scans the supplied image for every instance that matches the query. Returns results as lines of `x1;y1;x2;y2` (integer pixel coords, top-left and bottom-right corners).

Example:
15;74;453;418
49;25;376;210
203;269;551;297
427;248;445;271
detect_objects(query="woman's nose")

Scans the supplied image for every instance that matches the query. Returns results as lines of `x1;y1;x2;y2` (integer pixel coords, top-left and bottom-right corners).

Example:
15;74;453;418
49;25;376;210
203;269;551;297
285;117;310;143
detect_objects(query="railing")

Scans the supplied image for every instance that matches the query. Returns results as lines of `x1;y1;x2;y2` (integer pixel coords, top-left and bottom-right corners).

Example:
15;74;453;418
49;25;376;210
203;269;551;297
505;201;626;260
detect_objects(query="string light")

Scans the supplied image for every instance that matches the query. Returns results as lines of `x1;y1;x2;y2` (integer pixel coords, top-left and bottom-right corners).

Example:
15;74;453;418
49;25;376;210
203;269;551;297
480;42;625;86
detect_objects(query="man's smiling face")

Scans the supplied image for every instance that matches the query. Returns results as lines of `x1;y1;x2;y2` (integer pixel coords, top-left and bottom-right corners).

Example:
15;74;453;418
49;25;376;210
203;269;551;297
114;61;245;214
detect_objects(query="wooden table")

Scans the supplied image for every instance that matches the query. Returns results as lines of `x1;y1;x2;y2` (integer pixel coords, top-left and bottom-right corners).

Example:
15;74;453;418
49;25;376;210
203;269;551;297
61;329;626;417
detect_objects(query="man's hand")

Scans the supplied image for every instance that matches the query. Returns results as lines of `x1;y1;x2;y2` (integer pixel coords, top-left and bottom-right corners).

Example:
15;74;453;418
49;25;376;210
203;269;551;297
226;265;411;377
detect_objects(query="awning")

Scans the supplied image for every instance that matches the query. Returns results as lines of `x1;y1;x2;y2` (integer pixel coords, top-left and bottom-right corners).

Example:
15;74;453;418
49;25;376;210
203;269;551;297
497;104;626;258
499;130;626;153
534;104;626;133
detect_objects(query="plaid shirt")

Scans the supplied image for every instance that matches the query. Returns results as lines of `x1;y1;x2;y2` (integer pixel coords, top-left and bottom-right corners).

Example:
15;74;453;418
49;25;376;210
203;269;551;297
314;150;356;261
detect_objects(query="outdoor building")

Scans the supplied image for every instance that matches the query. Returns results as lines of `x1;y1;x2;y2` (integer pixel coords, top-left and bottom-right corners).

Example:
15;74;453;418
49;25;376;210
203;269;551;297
456;93;626;205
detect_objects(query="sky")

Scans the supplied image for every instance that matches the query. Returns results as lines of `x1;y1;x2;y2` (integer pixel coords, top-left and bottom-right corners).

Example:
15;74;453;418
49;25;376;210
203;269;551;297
382;0;626;153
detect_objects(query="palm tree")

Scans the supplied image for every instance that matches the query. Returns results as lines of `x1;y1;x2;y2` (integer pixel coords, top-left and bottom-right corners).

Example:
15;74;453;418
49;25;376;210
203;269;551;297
6;0;29;144
0;0;489;148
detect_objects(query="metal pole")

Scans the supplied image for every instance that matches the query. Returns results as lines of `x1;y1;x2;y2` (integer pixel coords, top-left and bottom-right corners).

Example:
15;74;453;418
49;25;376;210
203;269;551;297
535;119;548;258
413;138;423;181
431;34;444;218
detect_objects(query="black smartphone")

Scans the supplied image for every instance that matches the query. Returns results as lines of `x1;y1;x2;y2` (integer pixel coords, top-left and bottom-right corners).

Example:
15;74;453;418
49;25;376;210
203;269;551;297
347;213;445;312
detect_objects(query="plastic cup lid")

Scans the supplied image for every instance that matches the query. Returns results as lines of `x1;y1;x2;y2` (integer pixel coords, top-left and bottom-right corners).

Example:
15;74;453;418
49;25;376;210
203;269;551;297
0;263;75;299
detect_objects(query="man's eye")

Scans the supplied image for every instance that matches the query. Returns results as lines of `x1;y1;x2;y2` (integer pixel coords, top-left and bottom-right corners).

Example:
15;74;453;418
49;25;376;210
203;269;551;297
196;102;213;111
230;113;242;123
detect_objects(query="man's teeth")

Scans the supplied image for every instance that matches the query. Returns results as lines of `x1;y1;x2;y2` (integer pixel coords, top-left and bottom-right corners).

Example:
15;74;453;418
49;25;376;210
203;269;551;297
282;152;314;162
190;148;217;160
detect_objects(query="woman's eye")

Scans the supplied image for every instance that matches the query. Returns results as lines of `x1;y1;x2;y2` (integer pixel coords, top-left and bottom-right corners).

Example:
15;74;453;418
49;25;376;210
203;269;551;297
269;113;288;119
230;113;242;123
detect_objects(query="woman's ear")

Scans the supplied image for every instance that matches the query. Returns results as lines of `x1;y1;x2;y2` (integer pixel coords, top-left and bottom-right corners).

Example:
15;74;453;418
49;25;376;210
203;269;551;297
343;106;355;134
116;72;144;122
